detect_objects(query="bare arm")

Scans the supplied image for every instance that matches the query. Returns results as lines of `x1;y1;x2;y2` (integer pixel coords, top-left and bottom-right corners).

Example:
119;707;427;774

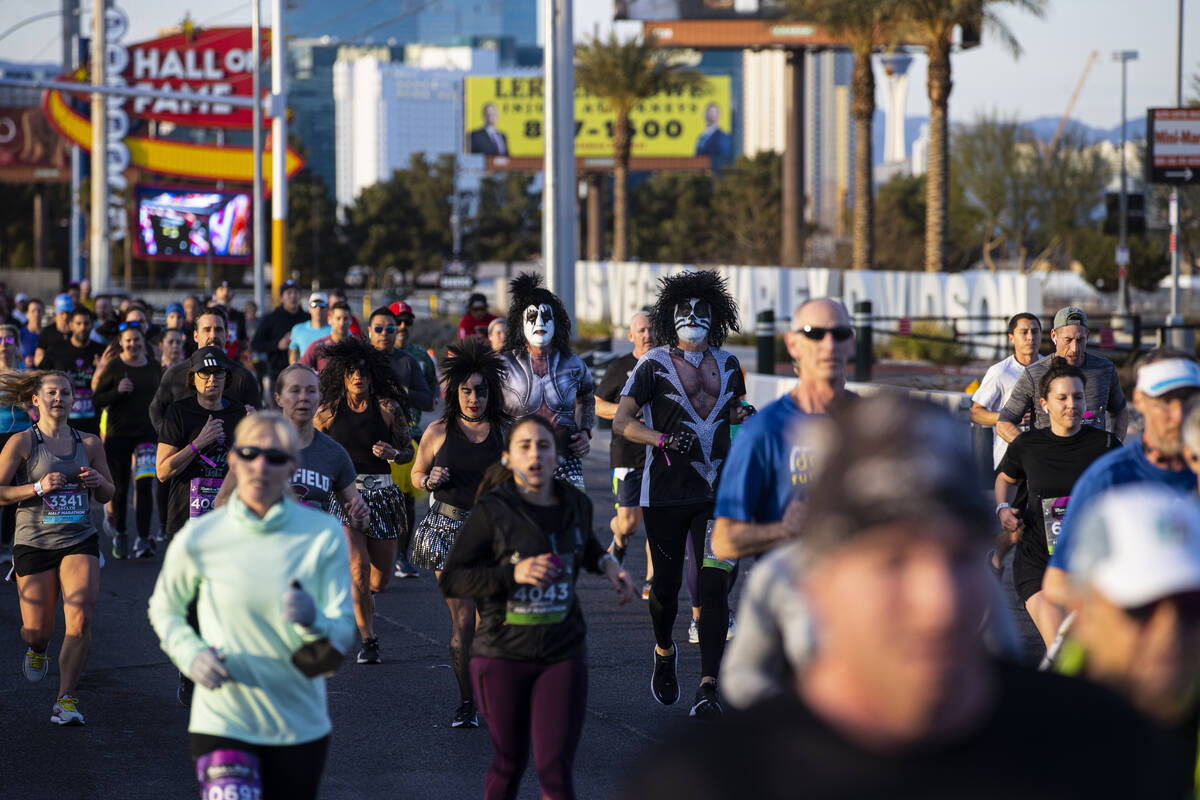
0;430;38;505
710;516;787;561
613;395;661;447
970;402;999;427
996;420;1022;444
994;471;1020;534
214;469;237;508
1042;565;1070;606
156;442;196;482
595;396;619;420
410;421;447;492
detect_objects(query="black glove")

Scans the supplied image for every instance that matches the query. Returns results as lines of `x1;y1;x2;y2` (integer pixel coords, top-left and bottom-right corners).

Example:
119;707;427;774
662;431;697;454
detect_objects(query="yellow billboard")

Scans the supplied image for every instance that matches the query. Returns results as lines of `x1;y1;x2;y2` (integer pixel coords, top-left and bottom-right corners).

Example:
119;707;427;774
463;75;732;159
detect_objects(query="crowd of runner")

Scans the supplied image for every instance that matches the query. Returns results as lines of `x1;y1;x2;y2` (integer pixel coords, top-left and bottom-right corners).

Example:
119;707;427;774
4;273;1200;799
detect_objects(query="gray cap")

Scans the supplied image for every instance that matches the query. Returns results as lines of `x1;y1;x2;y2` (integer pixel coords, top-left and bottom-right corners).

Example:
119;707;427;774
1053;306;1088;330
800;392;991;559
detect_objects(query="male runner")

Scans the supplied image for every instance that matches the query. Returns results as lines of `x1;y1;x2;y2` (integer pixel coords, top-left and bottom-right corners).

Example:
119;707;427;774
614;269;749;719
288;293;331;365
251;280;307;380
299;301;355;372
595;311;655;598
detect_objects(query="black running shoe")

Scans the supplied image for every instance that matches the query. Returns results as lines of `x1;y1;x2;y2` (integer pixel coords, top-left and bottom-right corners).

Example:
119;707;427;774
356;637;381;664
651;646;679;706
177;673;194;708
690;682;723;720
452;698;480;728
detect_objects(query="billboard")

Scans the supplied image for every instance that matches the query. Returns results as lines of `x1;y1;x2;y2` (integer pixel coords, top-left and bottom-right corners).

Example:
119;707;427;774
134;185;251;262
464;75;732;159
1147;108;1200;184
615;0;786;20
0;105;70;182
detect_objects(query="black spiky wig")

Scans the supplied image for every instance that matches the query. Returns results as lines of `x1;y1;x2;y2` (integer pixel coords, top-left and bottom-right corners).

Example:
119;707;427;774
503;272;572;354
651;269;740;349
318;336;408;416
439;338;511;428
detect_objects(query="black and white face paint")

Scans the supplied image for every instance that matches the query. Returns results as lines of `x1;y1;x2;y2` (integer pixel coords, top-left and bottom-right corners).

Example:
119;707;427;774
523;303;555;348
673;298;712;346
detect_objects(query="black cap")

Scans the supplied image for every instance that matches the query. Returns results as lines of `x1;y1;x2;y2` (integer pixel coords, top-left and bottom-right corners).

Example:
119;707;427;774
280;280;299;292
217;280;232;289
189;345;233;372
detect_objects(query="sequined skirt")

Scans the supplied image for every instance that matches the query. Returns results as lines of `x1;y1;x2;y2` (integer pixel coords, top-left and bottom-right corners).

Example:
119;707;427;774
410;502;469;571
555;456;585;492
333;483;406;541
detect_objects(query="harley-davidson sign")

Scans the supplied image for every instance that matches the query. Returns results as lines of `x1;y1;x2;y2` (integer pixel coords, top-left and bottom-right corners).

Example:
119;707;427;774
121;26;271;128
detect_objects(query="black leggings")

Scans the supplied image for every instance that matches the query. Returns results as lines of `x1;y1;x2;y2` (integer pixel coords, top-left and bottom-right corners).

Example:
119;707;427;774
643;502;729;679
103;435;154;538
191;733;330;800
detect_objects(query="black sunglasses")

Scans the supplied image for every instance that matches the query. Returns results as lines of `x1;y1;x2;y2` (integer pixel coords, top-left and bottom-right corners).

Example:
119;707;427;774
371;325;397;334
118;320;143;331
232;446;292;465
796;325;853;342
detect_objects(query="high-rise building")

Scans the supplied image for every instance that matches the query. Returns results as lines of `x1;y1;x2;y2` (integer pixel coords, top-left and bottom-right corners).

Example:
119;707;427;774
286;0;538;50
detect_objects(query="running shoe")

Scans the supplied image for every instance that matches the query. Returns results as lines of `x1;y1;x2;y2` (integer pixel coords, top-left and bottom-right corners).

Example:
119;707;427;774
452;698;480;728
22;647;49;682
152;529;167;546
608;536;628;565
687;618;700;644
393;558;419;579
727;612;736;641
112;532;129;560
689;682;723;721
641;580;652;601
356;637;381;664
132;536;155;559
651;646;679;706
177;673;194;708
51;694;84;726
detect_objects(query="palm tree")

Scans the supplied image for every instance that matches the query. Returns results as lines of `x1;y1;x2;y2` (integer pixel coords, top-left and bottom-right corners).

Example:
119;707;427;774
900;0;1046;272
786;1;904;270
576;32;702;262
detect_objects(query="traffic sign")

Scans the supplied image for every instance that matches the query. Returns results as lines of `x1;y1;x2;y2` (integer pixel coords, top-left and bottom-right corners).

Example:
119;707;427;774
1147;108;1200;184
1115;245;1130;267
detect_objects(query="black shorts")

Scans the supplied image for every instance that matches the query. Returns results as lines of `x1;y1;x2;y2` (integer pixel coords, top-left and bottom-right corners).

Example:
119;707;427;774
13;534;100;578
612;467;642;509
1012;538;1050;604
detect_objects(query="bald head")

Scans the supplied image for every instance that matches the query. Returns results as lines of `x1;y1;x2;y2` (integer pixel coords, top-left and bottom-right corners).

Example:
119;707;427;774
785;298;854;386
628;311;654;357
791;298;850;331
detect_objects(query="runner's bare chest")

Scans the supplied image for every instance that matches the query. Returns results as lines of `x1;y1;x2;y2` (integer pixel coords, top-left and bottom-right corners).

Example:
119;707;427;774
671;350;721;419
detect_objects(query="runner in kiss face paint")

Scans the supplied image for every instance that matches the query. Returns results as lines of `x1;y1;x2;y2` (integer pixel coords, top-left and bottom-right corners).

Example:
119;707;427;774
614;269;749;720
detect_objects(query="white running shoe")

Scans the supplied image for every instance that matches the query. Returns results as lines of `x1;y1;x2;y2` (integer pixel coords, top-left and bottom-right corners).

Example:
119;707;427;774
687;618;699;644
51;694;84;725
22;647;49;682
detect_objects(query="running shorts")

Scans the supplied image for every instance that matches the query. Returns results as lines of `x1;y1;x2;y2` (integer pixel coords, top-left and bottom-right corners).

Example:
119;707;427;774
1012;538;1050;604
612;467;642;509
13;534;100;577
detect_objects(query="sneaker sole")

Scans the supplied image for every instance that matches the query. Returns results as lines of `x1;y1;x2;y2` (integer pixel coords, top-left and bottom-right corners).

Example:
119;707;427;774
451;716;479;728
51;715;84;725
650;647;679;706
689;700;723;719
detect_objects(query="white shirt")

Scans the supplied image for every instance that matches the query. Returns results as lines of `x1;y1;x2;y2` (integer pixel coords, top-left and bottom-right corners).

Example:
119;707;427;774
972;354;1027;468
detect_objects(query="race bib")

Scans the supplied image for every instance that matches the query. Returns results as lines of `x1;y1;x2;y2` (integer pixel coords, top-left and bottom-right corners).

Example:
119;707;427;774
189;477;223;518
506;561;574;626
42;486;88;525
196;749;262;800
69;389;94;419
134;443;156;481
702;519;735;572
1042;495;1070;554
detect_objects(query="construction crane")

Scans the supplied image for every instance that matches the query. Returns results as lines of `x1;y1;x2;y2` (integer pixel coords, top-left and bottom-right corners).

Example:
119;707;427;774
1045;50;1099;162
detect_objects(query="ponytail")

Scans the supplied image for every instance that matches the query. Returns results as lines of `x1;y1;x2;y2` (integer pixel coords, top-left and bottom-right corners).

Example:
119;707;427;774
0;370;71;407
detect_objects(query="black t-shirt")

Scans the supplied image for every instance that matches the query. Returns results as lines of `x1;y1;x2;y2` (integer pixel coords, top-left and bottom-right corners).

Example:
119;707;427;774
999;426;1117;557
158;397;247;535
35;324;67;355
251;306;309;376
622;346;746;507
93;359;162;441
621;662;1178;799
597;352;644;469
40;339;106;434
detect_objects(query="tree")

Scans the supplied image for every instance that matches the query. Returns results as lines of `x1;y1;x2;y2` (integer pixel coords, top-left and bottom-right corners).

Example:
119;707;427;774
575;32;703;262
787;0;903;270
874;172;980;270
1030;127;1111;270
465;172;540;276
630;172;719;263
1074;226;1167;293
286;168;345;288
711;152;783;265
899;0;1046;272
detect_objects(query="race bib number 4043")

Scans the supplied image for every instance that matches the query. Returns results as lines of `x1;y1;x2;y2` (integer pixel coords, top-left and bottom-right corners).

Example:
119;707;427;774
506;565;574;626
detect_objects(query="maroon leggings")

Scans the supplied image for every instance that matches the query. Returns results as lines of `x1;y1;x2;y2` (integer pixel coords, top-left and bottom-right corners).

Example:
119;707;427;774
470;656;588;800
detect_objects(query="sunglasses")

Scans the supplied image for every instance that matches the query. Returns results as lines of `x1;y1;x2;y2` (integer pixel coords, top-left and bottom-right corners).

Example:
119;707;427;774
232;446;292;465
1124;590;1200;624
372;325;397;334
796;325;853;342
118;320;143;331
0;336;14;344
310;301;327;308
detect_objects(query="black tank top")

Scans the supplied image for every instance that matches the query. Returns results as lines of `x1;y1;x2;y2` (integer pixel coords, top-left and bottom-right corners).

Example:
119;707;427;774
326;400;391;474
433;420;503;510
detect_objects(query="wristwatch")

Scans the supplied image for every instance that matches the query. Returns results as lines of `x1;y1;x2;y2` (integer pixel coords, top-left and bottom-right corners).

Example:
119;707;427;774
994;502;1012;517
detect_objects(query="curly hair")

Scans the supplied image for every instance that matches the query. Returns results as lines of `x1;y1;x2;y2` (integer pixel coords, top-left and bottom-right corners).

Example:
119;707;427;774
439;339;511;429
651;269;740;349
503;272;572;354
317;336;408;418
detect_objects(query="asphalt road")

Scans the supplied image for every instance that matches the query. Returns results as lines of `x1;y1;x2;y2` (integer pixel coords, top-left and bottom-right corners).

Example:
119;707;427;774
0;431;715;799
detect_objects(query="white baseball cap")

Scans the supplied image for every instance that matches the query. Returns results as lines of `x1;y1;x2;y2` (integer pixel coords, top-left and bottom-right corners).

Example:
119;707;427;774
1068;485;1200;608
1135;358;1200;398
308;292;329;307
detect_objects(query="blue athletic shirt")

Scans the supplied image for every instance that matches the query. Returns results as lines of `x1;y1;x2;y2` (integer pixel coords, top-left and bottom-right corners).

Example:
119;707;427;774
1048;434;1196;570
714;394;820;524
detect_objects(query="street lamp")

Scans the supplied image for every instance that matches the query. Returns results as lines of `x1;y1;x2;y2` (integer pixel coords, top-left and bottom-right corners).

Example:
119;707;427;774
1112;49;1137;323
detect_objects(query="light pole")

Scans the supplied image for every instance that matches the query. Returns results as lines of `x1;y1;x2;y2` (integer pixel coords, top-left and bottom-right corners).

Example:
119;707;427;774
1168;0;1190;349
1112;50;1137;324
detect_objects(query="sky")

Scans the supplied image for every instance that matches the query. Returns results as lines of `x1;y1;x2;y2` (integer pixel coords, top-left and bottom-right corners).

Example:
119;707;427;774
2;0;1197;128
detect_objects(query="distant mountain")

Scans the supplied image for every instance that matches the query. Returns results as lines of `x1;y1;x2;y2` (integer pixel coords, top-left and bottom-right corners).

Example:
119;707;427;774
871;112;1147;167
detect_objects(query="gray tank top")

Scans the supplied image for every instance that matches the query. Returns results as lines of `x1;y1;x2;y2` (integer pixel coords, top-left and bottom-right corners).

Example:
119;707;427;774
15;426;95;550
